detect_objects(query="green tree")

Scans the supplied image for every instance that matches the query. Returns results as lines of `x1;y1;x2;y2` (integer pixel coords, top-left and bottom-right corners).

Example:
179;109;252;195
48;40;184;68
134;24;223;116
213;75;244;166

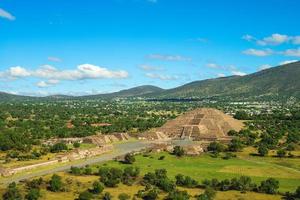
166;190;190;200
124;153;135;164
173;146;185;157
25;188;41;200
103;192;112;200
277;149;286;158
196;187;216;200
48;174;63;192
73;142;81;148
259;178;279;194
78;191;93;200
91;181;104;194
258;145;268;156
118;193;130;200
2;182;23;200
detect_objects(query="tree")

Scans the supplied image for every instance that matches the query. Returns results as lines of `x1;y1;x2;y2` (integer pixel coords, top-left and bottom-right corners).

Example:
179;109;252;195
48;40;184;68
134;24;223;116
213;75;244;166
78;191;93;200
70;166;82;175
25;188;41;200
173;146;184;157
118;193;130;200
166;190;190;200
124;153;135;164
91;181;104;194
48;174;63;192
207;142;226;153
234;111;249;120
99;167;123;187
2;182;23;200
73;142;81;148
258;145;268;156
196;188;216;200
103;192;112;200
277;149;286;158
259;178;279;194
50;142;68;153
228;138;243;152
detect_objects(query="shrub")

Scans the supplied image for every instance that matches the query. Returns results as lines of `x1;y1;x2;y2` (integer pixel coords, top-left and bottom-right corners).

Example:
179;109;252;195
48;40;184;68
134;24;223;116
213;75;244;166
259;178;279;194
166;190;190;200
118;193;131;200
78;191;93;200
173;146;185;157
277;149;286;158
48;174;63;192
91;181;104;194
124;153;135;164
2;182;22;200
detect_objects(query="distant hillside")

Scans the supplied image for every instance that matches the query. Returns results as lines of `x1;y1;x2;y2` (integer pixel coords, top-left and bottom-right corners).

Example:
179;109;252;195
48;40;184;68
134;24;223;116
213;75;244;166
0;61;299;101
82;85;164;99
148;61;300;100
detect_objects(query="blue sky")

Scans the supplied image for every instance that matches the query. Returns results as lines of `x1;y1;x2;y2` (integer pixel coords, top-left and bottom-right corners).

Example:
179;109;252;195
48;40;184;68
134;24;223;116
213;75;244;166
0;0;299;96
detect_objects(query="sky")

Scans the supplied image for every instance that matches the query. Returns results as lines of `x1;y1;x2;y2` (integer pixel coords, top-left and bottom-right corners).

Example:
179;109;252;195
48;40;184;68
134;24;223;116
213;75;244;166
0;0;300;96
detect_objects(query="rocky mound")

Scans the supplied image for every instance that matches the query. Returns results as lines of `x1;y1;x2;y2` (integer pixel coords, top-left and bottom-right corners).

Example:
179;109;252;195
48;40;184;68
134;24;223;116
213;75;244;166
145;108;244;141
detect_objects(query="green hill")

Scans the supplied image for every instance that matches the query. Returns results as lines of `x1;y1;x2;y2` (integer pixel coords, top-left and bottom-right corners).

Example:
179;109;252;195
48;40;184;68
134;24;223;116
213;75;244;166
148;61;300;100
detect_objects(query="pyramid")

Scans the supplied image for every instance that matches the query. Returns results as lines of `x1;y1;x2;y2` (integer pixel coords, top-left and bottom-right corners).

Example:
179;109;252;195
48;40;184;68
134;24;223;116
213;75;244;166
145;108;244;141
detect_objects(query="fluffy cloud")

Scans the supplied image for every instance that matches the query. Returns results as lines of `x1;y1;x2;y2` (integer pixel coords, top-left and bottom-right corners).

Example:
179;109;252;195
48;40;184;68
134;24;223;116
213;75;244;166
242;48;273;56
279;60;298;65
36;80;60;88
148;54;192;62
0;8;15;20
0;64;129;81
48;56;62;62
243;33;300;46
145;73;178;80
206;63;224;69
231;71;246;76
139;65;162;71
281;48;300;57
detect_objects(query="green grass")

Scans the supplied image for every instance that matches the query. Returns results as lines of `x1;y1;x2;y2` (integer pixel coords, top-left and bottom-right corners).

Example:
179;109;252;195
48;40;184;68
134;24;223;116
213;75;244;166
92;152;300;193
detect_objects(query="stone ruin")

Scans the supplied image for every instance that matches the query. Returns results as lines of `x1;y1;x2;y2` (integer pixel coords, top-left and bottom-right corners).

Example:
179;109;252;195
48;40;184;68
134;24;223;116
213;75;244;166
144;108;244;142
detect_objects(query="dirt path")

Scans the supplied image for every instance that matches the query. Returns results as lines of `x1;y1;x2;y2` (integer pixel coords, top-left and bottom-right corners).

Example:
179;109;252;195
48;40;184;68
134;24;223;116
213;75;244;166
0;141;151;185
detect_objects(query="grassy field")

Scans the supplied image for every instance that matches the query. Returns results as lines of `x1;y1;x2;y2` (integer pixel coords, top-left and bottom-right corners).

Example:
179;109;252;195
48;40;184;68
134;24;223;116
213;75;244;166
91;151;300;193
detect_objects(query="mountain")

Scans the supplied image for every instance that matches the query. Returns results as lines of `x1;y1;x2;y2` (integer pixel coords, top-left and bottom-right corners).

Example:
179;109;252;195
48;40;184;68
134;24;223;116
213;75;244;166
147;61;300;100
81;85;164;99
0;61;299;101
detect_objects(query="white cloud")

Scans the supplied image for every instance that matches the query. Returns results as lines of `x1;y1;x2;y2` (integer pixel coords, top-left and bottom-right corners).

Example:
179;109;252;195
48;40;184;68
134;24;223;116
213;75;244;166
48;56;62;62
243;33;300;46
279;60;298;65
217;73;226;77
257;33;289;46
146;73;178;80
206;63;223;69
242;48;273;56
242;34;256;42
36;79;60;88
9;66;30;77
148;54;192;62
231;71;246;76
292;36;300;45
0;64;129;81
139;65;162;71
281;48;300;57
0;8;15;21
258;64;272;71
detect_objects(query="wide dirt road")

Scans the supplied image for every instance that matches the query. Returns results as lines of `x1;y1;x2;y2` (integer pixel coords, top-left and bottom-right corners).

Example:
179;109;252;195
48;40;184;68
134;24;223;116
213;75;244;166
0;140;151;185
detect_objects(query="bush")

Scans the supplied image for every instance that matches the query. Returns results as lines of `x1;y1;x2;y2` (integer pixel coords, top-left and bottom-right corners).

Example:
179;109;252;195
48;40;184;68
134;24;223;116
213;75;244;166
207;142;226;153
196;187;216;200
103;192;112;200
166;190;190;200
48;174;63;192
277;149;286;158
259;178;279;194
2;182;22;200
73;142;81;148
124;153;136;164
50;143;68;153
118;193;130;200
25;188;41;200
173;146;185;157
91;181;104;194
175;174;198;188
258;145;268;156
99;167;123;187
78;191;93;200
